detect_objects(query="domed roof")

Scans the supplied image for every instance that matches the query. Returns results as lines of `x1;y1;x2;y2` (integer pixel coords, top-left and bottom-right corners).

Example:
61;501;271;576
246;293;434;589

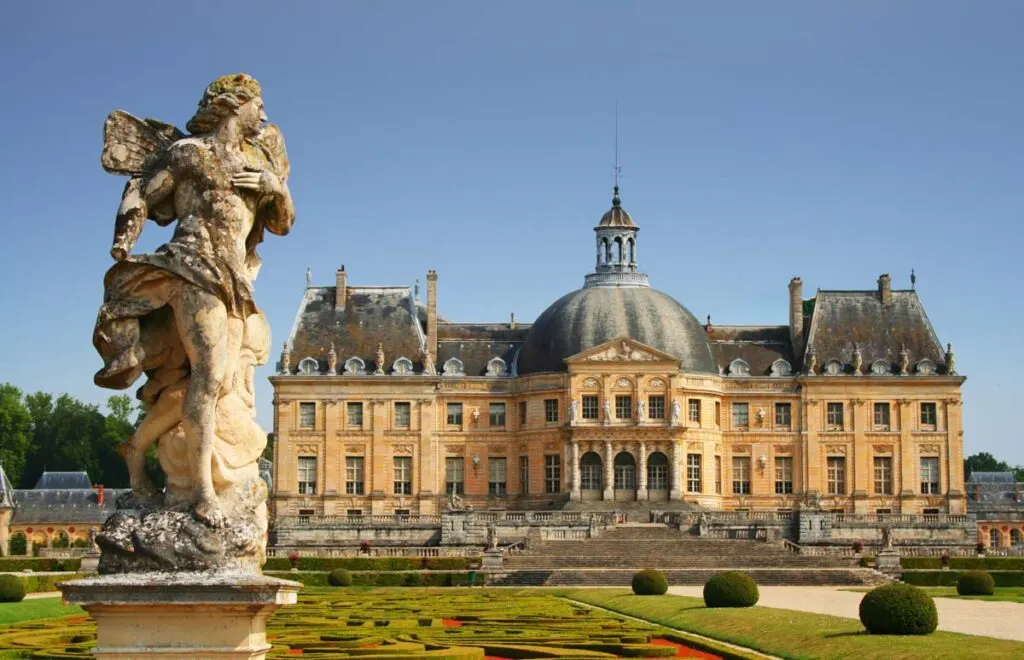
596;186;636;228
516;286;717;374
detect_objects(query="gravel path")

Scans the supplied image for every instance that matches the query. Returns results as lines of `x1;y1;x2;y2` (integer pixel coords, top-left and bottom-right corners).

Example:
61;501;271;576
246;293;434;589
667;585;1024;642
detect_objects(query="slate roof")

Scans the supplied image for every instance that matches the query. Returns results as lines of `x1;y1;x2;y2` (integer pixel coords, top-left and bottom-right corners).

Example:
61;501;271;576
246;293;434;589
0;465;14;509
707;325;796;376
966;472;1023;509
286;286;426;374
34;471;93;490
596;188;637;228
437;323;531;377
11;488;127;524
804;290;948;374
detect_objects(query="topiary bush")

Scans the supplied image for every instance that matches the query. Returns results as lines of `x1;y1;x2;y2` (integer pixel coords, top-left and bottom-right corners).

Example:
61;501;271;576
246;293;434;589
631;569;668;595
0;575;26;603
702;571;759;608
328;568;352;587
859;583;937;635
957;570;995;596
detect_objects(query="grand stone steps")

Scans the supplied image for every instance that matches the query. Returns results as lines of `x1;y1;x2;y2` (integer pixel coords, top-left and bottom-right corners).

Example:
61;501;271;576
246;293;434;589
490;567;885;587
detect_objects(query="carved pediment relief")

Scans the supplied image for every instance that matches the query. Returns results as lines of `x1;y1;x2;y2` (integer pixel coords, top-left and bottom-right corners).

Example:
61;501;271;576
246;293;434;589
393;444;414;455
825;444;847;455
648;378;667;389
295;443;318;455
581;377;601;389
345;444;365;454
567;337;679;365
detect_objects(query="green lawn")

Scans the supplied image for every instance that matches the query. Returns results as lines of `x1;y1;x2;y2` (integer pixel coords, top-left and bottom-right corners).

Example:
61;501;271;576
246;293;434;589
563;589;1024;660
0;598;82;625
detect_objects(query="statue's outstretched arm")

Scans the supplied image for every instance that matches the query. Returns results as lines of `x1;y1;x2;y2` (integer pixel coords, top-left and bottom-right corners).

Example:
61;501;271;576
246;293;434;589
111;169;175;261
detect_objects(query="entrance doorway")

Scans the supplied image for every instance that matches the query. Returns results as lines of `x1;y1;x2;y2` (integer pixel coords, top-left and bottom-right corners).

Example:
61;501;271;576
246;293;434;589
579;451;603;501
647;451;669;501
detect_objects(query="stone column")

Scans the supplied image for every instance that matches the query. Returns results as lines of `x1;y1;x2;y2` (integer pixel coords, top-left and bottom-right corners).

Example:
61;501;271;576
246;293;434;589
603;441;614;501
669;440;682;500
637;441;648;501
570;440;581;502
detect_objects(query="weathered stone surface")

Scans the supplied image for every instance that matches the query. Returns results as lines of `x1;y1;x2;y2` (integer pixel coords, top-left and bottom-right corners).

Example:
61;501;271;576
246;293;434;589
92;73;293;574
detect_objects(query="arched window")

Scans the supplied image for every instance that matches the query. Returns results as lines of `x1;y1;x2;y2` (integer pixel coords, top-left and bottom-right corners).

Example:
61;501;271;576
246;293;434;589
604;238;612;264
392;357;414;375
580;452;602;491
613;237;623;264
442;357;464;377
769;359;792;377
627;238;635;263
989;528;1002;548
647;452;669;491
1011;529;1023;547
729;358;750;376
343;357;365;375
613;451;636;490
297;357;319;375
486;357;507;377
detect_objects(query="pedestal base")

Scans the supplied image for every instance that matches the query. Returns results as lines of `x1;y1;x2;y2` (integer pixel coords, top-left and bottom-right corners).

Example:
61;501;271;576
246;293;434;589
481;549;504;571
875;548;902;576
60;572;301;659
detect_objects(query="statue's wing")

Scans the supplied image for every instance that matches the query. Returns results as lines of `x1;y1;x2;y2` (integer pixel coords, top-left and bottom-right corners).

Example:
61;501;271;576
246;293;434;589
102;110;185;176
255;123;289;181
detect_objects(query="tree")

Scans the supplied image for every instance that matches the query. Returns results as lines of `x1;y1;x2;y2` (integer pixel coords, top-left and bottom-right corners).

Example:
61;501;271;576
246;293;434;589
964;452;1012;480
0;384;32;485
263;432;274;461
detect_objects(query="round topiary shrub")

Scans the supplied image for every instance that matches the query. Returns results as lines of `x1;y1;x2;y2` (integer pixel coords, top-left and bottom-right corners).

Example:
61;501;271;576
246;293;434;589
859;583;938;635
631;569;668;595
0;575;26;603
328;568;353;587
703;571;759;608
957;570;995;596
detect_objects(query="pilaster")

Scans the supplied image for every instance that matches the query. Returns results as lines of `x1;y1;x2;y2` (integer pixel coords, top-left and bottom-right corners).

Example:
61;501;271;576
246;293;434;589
637;441;648;501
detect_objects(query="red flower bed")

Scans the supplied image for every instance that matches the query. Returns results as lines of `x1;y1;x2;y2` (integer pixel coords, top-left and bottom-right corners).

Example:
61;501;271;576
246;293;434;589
650;638;722;659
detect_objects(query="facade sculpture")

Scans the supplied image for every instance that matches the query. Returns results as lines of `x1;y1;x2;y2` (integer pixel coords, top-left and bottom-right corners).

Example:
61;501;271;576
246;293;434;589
91;74;293;573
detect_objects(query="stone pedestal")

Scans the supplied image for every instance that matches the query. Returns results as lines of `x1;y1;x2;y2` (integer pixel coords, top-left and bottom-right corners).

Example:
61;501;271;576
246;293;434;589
481;549;504;571
875;548;902;577
60;572;301;660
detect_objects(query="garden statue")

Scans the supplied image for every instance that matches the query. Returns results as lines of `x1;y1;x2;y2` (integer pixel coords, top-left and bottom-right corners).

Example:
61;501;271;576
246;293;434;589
421;347;436;375
375;342;386;375
670;399;681;426
569;399;578;425
91;73;294;573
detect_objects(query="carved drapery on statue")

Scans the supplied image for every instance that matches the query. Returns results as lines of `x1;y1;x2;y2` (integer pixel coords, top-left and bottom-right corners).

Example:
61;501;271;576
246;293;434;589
91;74;294;574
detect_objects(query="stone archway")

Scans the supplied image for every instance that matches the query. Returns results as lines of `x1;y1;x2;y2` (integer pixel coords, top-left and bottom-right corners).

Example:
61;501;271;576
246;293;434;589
647;451;669;502
613;451;636;501
579;451;603;501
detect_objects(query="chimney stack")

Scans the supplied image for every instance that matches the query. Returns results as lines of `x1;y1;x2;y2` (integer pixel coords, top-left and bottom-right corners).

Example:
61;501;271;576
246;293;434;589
878;273;891;305
426;270;438;359
335;266;347;309
789;277;804;355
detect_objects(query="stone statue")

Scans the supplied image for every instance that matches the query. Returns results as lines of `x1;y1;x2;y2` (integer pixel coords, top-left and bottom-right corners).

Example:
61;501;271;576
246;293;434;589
91;74;294;574
375;342;386;375
805;348;817;375
569;399;578;424
327;343;338;376
698;512;710;536
421;347;436;375
898;344;910;375
486;523;498;550
881;525;893;549
670;399;681;426
446;492;472;512
851;343;863;375
946;343;956;375
636;399;645;421
279;342;291;375
603;399;613;425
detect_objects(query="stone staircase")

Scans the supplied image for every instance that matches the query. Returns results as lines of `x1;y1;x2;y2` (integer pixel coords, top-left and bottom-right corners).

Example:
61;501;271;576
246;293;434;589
492;523;886;586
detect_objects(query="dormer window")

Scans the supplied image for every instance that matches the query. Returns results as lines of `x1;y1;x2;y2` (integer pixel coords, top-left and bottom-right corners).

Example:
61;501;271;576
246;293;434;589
916;359;937;376
442;357;464;377
870;360;889;376
486;357;507;377
769;359;792;377
392;357;414;375
824;359;843;376
343;357;365;375
729;359;750;376
297;357;319;375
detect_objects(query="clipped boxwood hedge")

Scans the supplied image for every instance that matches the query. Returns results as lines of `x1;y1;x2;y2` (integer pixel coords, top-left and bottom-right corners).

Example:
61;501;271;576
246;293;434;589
263;556;470;572
265;570;486;587
328;568;352;587
0;575;26;603
703;571;759;608
631;569;668;595
901;557;1024;571
0;558;82;572
859;583;937;635
902;570;1024;588
957;570;995;596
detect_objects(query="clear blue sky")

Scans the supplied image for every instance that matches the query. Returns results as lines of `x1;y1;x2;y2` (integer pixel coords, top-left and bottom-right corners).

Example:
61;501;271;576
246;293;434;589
1;2;1021;463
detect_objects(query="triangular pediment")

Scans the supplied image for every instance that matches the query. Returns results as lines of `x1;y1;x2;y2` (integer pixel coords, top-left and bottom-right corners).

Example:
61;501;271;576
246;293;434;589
566;337;680;365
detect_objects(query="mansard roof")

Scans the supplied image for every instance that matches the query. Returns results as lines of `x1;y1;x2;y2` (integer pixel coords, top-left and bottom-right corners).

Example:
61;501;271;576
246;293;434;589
34;471;93;490
707;325;796;376
11;488;128;524
437;322;529;377
805;289;947;373
286;286;426;374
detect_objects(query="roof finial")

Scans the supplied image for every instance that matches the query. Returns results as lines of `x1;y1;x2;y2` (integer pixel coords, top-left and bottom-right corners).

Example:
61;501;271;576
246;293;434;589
305;266;312;289
612;101;622;207
910;268;916;290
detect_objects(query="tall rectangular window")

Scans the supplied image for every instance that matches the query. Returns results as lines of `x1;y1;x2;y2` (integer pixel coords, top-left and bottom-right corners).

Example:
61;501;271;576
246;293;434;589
873;402;891;430
874;456;893;495
519;456;530;495
299;402;315;428
615;395;632;419
715;456;722;494
297;456;317;494
518;401;527;428
345;456;364;495
732;457;751;494
774;403;791;428
544;399;559;423
347;402;363;427
826;402;844;430
489;402;506;427
446;403;463;427
775;456;793;494
920;402;937;428
648;459;667;490
582;395;599;419
648;395;665;420
920;457;940;494
488;457;507;496
827;456;846;495
687;454;702;493
732;403;749;429
445;457;464;495
715;402;721;427
394;401;411;427
393;456;412;495
544;455;561;493
688;399;701;423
